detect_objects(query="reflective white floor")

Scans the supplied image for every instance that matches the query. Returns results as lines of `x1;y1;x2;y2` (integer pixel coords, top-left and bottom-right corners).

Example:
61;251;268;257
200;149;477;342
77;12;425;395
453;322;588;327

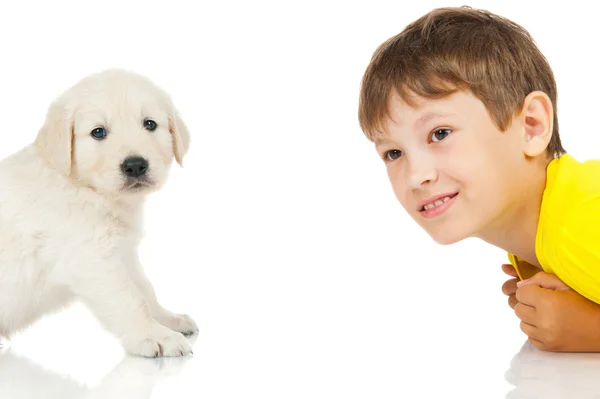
505;344;600;398
2;297;600;398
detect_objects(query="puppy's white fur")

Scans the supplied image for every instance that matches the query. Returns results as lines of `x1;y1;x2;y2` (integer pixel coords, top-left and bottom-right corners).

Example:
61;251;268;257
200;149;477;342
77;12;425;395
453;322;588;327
0;69;196;357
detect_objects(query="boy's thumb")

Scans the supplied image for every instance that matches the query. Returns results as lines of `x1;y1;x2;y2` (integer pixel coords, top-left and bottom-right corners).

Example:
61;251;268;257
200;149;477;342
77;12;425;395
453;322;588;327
517;272;571;291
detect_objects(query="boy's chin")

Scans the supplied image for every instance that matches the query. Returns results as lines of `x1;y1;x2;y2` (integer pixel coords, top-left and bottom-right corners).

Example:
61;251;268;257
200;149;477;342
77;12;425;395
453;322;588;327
427;230;468;246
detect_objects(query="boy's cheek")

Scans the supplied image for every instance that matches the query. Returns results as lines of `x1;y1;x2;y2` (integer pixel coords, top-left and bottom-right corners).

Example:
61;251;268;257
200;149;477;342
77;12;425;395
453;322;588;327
386;164;401;184
386;169;408;201
392;187;412;213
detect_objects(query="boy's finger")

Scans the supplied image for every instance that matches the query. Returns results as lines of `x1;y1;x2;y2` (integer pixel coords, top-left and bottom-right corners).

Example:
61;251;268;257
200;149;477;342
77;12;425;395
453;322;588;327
520;321;540;341
514;302;536;324
502;278;519;296
508;294;518;309
502;263;519;278
515;284;540;307
517;271;571;291
527;337;547;351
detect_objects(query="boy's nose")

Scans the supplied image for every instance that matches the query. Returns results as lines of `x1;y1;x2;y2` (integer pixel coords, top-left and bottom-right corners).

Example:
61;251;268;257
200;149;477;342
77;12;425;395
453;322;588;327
407;160;438;188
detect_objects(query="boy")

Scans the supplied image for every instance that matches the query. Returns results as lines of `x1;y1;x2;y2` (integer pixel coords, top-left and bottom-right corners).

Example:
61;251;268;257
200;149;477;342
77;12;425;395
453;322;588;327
358;6;600;352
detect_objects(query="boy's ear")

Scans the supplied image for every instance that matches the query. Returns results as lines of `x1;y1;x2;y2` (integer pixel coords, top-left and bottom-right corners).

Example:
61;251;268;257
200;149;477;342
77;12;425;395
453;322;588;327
519;91;553;157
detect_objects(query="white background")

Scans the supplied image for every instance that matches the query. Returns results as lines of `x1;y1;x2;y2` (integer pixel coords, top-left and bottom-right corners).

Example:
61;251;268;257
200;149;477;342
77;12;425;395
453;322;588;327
1;1;599;398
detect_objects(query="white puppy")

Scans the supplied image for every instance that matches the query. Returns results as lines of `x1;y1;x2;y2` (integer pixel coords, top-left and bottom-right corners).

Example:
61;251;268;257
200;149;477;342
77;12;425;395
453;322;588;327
0;69;196;357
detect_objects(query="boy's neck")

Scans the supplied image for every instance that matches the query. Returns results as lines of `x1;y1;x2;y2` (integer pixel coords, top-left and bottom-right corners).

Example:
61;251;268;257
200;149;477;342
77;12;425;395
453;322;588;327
477;159;550;269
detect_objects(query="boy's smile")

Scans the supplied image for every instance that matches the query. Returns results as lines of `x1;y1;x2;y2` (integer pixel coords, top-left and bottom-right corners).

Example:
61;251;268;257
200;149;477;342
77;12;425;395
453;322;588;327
375;90;530;245
418;192;458;218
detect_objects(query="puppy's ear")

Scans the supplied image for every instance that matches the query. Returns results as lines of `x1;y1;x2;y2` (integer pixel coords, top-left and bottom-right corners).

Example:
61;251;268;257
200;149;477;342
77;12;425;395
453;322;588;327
168;112;190;167
34;101;74;176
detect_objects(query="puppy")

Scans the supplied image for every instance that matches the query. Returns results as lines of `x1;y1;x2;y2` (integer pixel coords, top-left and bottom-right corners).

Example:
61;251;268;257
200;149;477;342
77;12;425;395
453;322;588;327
0;69;196;357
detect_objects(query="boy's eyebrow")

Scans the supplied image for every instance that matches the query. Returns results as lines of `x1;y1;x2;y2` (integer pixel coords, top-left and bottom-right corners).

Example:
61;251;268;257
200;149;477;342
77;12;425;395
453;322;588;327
414;111;455;128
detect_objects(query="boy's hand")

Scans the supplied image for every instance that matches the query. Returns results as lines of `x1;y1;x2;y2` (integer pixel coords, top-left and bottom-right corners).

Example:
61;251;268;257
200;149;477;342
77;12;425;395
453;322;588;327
501;262;542;308
514;272;600;352
501;263;520;309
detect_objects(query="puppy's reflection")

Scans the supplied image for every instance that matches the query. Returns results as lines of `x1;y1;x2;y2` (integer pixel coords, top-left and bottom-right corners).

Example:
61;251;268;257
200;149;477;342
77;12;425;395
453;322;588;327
0;342;192;399
505;341;600;398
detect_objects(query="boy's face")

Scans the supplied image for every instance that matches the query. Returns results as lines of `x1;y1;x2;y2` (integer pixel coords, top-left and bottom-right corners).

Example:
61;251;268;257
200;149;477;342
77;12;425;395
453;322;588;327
375;90;527;245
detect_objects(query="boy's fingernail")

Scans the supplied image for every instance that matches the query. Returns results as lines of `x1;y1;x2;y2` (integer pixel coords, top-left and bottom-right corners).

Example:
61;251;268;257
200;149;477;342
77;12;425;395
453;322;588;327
517;280;526;287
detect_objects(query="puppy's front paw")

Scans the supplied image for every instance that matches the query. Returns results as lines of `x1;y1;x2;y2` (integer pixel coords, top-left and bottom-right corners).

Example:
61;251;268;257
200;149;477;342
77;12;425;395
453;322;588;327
157;312;199;335
123;323;193;358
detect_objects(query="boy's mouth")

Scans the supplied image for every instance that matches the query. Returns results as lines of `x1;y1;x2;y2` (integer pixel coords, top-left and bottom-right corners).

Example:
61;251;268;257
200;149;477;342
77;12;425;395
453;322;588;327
419;193;459;212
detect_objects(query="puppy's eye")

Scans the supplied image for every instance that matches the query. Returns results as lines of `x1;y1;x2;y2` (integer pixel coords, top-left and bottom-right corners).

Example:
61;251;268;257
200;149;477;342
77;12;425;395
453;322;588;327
91;127;107;140
144;120;157;131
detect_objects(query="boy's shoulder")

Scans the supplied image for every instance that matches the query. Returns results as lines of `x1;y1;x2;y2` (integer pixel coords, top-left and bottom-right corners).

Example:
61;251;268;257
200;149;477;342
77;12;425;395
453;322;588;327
538;154;600;250
533;154;600;303
543;154;600;214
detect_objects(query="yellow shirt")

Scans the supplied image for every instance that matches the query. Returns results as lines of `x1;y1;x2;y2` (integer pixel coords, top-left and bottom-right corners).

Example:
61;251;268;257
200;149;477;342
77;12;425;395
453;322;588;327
508;154;600;304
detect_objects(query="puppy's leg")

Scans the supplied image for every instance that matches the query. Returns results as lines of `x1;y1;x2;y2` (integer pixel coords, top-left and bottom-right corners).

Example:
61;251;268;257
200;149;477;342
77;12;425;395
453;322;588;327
63;257;192;357
126;253;198;335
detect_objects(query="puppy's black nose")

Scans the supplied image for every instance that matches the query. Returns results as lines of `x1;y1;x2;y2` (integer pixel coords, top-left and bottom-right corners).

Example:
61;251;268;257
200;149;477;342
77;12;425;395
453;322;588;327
121;156;148;178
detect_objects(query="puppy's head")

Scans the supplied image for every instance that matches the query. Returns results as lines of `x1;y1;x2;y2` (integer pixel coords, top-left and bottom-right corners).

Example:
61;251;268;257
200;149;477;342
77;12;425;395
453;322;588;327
34;69;190;197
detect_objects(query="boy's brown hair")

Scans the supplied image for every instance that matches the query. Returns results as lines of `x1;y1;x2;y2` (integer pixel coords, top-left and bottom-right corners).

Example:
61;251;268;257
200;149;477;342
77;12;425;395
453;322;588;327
358;6;565;157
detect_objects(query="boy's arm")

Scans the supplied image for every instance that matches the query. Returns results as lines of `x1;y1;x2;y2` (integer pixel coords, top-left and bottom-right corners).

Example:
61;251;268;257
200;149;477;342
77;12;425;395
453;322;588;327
511;197;600;351
504;266;600;352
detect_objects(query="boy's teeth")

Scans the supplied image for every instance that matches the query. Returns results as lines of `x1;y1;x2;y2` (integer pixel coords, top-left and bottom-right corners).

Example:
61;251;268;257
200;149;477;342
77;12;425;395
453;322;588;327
423;196;453;210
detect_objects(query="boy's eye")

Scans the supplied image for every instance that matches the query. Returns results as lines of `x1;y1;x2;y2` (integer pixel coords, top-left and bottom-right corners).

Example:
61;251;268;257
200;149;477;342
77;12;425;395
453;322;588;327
384;149;403;161
430;128;452;143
